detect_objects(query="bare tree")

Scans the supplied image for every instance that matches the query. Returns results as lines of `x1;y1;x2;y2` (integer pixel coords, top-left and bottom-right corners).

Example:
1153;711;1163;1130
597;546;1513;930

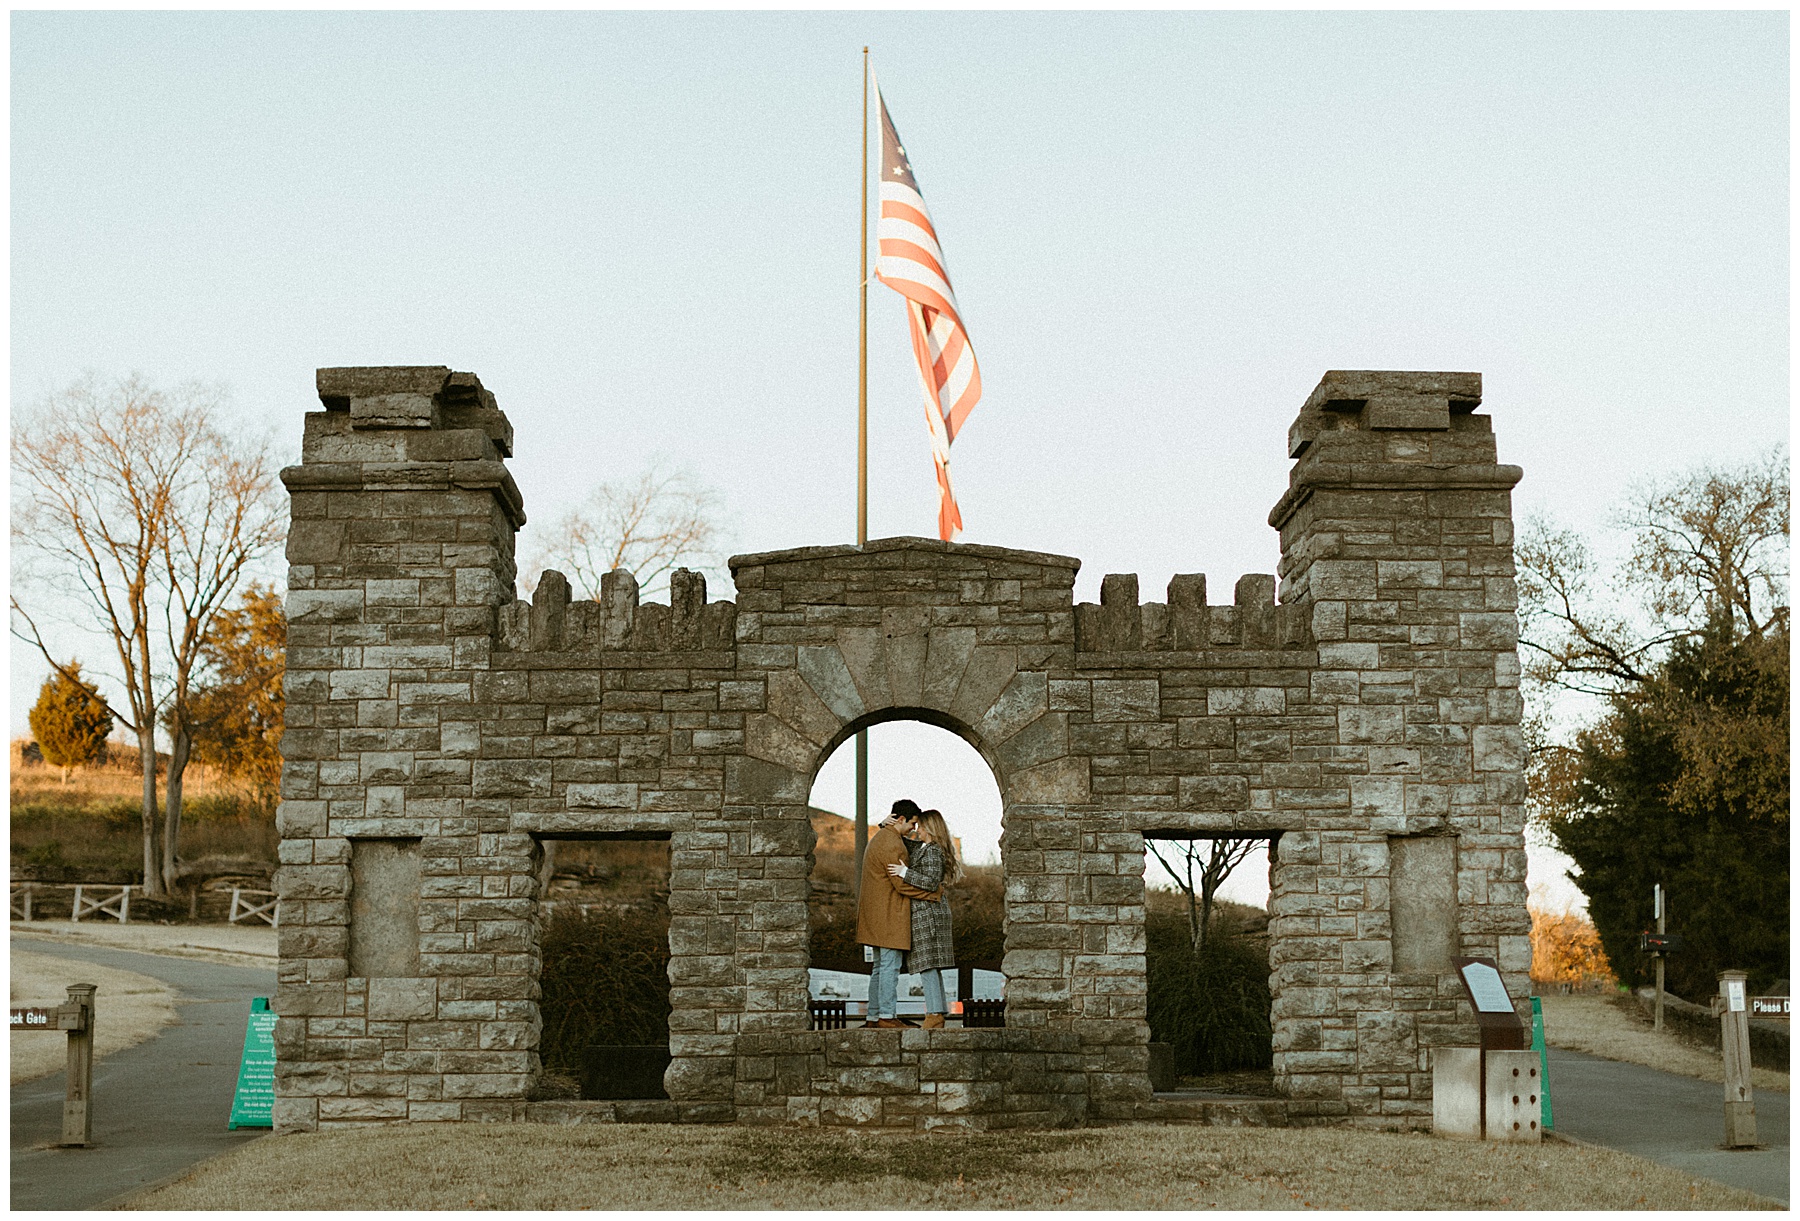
527;465;726;601
12;374;285;897
1146;837;1262;953
523;464;725;887
1516;448;1788;699
155;419;286;891
1621;450;1787;643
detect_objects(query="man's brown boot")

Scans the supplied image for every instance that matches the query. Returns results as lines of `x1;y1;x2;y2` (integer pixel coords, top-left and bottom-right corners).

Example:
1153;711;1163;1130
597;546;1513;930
921;1013;945;1030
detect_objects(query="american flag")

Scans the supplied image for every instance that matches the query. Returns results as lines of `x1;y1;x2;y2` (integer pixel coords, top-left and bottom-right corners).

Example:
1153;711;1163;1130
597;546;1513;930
873;85;981;542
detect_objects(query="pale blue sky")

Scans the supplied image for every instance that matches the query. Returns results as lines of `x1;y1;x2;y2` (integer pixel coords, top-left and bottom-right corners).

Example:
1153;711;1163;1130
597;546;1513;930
11;11;1789;907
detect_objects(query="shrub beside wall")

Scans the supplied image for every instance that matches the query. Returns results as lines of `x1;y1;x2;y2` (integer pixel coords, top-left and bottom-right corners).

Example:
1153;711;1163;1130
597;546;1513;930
537;905;672;1074
1144;901;1273;1075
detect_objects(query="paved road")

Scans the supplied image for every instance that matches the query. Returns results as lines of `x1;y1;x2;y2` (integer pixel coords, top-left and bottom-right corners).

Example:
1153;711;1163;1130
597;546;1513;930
10;936;276;1210
1548;1046;1788;1205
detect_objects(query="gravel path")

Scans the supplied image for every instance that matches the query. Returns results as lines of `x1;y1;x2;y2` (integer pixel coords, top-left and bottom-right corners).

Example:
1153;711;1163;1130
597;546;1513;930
10;919;277;966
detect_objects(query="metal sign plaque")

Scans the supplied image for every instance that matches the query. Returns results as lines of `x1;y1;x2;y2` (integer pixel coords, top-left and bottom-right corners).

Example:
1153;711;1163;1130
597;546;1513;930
1460;962;1515;1013
1725;979;1747;1012
1750;996;1790;1016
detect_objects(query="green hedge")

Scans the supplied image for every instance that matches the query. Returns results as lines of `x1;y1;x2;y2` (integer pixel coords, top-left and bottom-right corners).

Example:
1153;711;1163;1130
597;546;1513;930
537;904;671;1073
1144;908;1272;1075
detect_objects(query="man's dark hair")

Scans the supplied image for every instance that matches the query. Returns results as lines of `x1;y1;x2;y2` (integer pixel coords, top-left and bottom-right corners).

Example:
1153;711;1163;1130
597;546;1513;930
890;798;922;820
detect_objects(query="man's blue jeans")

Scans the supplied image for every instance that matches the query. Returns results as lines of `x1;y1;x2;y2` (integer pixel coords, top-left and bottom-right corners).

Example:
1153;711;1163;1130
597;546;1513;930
867;947;905;1019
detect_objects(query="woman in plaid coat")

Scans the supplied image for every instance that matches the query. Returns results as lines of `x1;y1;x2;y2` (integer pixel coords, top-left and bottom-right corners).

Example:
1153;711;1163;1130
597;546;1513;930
885;808;960;1029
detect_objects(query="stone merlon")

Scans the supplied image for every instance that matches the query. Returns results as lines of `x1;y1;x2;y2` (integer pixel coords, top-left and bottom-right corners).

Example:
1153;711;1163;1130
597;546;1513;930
1271;369;1521;531
282;366;524;527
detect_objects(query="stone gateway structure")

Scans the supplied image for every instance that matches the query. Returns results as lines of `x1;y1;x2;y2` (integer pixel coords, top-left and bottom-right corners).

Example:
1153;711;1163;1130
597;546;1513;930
274;366;1530;1133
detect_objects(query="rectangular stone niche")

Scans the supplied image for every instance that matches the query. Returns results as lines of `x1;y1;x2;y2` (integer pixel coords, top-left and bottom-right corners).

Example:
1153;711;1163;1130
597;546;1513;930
1389;834;1458;973
349;838;422;978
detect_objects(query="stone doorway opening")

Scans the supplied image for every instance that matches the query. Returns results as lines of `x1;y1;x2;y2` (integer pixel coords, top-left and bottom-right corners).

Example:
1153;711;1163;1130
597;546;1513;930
806;719;1007;1026
1141;832;1278;1097
534;834;672;1101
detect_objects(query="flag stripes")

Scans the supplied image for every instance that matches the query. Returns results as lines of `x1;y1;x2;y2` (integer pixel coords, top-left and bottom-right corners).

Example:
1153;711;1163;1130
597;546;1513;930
873;84;981;540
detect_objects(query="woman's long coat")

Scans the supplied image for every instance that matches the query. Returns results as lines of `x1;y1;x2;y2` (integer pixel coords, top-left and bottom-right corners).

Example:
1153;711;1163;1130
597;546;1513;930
902;840;956;974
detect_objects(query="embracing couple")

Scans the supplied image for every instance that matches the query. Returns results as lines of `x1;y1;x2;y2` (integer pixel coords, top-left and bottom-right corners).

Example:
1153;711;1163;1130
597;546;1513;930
852;798;961;1029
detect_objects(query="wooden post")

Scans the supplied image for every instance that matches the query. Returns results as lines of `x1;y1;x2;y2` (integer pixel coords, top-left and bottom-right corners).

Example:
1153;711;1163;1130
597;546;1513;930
62;983;96;1147
1718;970;1757;1148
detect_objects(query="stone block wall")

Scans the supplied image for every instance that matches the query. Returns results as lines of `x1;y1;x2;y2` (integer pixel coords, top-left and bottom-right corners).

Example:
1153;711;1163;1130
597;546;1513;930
1266;370;1529;1121
274;364;1530;1132
734;1028;1087;1130
276;367;537;1129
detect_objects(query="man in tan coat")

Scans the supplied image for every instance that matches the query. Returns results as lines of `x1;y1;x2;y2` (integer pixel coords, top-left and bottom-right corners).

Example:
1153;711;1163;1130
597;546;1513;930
855;799;938;1027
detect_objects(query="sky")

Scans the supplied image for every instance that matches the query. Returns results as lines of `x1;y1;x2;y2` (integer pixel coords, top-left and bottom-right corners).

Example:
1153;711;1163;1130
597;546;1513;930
10;10;1789;913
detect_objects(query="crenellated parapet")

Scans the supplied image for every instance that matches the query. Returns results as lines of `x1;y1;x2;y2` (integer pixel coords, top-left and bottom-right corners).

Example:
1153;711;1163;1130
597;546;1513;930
1074;571;1309;652
497;569;737;654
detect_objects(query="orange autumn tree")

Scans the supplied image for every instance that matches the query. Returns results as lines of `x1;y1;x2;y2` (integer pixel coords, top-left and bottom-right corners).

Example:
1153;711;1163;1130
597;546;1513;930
1530;905;1617;989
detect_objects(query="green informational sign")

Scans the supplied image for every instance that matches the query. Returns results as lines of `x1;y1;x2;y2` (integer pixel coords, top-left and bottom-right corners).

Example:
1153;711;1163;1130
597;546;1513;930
1529;995;1553;1131
228;996;277;1130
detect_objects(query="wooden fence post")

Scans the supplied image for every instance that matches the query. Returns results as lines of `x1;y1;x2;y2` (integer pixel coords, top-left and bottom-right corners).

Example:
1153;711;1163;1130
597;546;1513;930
1718;970;1757;1148
62;983;96;1147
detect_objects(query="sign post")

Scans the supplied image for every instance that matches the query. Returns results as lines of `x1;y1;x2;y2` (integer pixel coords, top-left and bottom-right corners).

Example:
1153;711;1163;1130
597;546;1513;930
12;983;96;1146
1653;884;1665;1032
228;997;278;1130
1435;958;1538;1142
1718;970;1756;1148
62;983;96;1146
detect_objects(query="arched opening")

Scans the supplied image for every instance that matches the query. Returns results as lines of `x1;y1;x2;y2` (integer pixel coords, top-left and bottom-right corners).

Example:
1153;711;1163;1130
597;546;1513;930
1141;832;1278;1096
532;833;672;1101
805;718;1006;1027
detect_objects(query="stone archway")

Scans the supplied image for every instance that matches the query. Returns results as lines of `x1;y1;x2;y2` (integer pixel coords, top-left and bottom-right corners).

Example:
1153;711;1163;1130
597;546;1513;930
274;365;1530;1133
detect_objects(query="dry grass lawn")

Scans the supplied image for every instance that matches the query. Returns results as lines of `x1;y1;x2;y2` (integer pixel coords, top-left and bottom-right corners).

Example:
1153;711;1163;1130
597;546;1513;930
1540;993;1789;1092
9;949;177;1083
125;1122;1775;1210
10;739;244;807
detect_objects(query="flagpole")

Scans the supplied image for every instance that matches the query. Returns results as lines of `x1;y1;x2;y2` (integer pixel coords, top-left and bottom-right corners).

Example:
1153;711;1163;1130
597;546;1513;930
853;46;871;897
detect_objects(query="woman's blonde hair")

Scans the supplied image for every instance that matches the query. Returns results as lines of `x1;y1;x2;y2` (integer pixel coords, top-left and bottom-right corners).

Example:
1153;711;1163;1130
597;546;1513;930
917;809;963;885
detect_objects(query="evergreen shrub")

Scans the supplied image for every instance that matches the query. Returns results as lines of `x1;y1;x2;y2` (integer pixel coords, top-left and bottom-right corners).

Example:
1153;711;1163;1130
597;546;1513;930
1144;904;1272;1075
537;903;672;1074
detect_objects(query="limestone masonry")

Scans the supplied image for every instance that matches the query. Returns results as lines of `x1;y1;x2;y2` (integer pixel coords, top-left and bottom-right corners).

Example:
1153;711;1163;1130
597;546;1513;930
275;366;1529;1132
